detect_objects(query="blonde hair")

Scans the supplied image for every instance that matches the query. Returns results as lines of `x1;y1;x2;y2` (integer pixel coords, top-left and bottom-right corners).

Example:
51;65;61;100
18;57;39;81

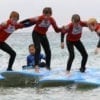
87;18;97;25
9;11;19;20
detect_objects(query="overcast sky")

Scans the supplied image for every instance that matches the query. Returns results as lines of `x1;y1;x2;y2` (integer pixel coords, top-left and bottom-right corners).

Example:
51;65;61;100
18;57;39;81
0;0;100;32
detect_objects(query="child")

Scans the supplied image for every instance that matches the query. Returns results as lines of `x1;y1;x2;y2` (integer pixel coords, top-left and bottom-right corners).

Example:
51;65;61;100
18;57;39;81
0;11;24;71
61;14;88;74
21;7;62;72
87;18;100;54
23;44;46;69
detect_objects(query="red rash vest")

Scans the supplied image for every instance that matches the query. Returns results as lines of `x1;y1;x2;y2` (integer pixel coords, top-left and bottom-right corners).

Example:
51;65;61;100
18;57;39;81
30;15;61;35
64;21;87;41
0;19;23;42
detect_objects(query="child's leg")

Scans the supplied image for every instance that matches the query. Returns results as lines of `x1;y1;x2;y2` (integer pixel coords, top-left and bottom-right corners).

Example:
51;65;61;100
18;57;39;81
97;38;100;47
66;41;75;71
32;31;41;67
74;40;88;72
40;35;51;70
95;38;100;54
0;42;16;70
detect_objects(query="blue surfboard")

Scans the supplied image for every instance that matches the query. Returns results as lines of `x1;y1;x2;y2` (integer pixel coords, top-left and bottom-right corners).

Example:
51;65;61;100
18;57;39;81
38;68;100;87
0;74;4;80
0;67;100;87
74;68;100;86
0;68;50;87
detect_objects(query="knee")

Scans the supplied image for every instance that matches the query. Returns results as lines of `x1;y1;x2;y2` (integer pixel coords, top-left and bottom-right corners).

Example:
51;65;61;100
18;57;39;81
69;54;75;60
83;52;88;59
10;51;16;58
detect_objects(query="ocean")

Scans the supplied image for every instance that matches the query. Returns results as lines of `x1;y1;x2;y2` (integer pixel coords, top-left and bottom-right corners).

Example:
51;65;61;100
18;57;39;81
0;31;100;100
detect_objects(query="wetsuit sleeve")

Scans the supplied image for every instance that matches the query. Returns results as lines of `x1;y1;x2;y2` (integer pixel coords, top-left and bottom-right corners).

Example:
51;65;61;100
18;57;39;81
19;19;35;27
27;56;31;66
51;18;61;33
61;25;69;42
61;32;65;43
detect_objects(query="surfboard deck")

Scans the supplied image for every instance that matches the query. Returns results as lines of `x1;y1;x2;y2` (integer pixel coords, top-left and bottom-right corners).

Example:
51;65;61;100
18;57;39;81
0;67;100;87
0;74;4;80
0;68;50;87
38;68;100;87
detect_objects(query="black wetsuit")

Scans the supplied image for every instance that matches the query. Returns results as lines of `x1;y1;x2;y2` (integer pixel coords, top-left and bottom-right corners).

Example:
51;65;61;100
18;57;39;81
97;37;100;48
61;33;88;72
32;31;51;70
0;42;16;70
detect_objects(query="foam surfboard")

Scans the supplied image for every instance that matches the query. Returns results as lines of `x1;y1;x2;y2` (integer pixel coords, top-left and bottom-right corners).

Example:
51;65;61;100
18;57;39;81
38;68;82;87
0;67;100;87
0;74;4;80
75;68;100;86
38;68;100;87
0;68;50;87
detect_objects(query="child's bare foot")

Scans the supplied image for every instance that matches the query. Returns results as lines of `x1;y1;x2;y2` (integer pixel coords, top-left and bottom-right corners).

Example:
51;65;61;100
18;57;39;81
66;71;71;77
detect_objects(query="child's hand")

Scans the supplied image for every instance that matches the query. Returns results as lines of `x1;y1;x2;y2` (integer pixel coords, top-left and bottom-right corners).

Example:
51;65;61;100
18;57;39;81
61;25;68;33
61;42;64;49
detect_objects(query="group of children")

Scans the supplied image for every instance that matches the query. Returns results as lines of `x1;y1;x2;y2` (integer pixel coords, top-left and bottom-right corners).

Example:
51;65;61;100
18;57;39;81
0;7;100;74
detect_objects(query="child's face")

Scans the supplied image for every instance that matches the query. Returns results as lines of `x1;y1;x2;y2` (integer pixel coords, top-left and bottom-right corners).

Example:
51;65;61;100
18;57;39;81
44;13;52;18
73;22;80;27
88;24;95;31
72;20;80;27
29;46;35;55
10;17;19;24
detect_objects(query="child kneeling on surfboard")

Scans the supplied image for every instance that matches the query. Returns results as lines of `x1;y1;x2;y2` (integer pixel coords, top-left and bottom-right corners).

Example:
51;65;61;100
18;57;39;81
22;44;46;69
61;14;88;74
87;18;100;54
0;11;24;71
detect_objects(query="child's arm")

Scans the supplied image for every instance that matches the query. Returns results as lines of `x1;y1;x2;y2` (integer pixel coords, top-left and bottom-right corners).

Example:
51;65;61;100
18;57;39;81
16;18;37;29
0;22;7;31
81;21;88;27
27;56;30;66
61;32;65;49
27;56;32;66
51;18;62;33
0;25;2;31
61;25;69;49
19;19;35;28
96;29;100;36
19;17;39;28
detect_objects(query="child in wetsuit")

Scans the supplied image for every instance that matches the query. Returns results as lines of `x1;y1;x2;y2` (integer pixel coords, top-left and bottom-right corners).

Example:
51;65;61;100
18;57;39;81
20;7;62;72
23;44;46;69
0;11;24;71
87;18;100;54
61;14;88;74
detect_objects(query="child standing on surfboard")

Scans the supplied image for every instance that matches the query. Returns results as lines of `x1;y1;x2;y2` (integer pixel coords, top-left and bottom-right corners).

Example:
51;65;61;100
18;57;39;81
61;14;88;74
0;11;24;71
20;7;62;72
87;18;100;54
22;44;46;69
